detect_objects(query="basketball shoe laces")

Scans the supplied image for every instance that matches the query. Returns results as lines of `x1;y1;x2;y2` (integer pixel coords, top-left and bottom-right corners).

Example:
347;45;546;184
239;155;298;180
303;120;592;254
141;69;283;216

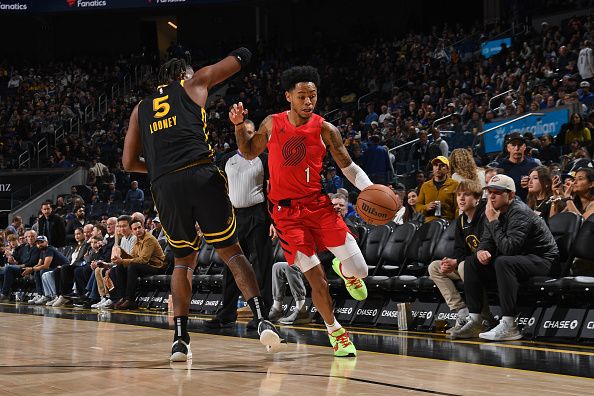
334;331;352;350
346;277;363;289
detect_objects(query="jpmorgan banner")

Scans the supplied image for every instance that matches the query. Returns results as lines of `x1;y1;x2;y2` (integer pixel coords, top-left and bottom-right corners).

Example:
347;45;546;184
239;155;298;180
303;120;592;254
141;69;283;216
0;0;237;13
482;107;570;153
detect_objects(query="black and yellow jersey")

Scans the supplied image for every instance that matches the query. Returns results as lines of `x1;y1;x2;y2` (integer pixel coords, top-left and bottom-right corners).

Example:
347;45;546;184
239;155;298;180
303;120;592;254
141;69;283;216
137;80;214;183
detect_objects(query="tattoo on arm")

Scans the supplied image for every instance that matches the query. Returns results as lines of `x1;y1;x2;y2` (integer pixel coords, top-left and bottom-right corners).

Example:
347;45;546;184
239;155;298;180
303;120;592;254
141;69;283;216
235;115;271;160
322;122;352;168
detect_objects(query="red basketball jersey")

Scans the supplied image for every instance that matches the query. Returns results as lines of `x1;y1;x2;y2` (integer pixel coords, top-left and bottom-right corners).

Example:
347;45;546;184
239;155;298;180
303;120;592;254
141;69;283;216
267;111;326;202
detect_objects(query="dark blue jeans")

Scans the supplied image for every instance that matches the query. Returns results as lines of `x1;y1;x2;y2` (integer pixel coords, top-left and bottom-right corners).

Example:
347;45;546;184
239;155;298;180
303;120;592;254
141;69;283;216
2;265;24;295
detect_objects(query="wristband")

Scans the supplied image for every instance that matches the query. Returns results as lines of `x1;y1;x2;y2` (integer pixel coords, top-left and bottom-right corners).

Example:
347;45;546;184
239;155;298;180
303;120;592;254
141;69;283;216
233;121;245;126
228;47;252;69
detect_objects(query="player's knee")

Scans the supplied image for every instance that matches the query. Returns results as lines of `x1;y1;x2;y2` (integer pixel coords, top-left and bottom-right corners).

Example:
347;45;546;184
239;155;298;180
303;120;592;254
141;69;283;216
341;253;368;279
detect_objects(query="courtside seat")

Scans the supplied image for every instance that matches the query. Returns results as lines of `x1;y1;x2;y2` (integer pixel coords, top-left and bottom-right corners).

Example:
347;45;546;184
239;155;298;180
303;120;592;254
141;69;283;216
372;223;417;277
398;219;448;277
356;224;369;249
380;275;418;296
416;220;457;297
362;224;391;274
531;212;583;297
559;218;594;296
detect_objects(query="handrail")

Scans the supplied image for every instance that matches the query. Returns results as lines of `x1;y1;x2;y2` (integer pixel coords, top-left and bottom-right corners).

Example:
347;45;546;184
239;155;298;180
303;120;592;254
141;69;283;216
323;109;341;125
18;150;30;168
488;89;515;110
389;138;419;153
432;114;453;128
98;94;107;114
84;105;93;123
475;112;545;138
36;137;48;168
357;91;376;111
53;126;64;145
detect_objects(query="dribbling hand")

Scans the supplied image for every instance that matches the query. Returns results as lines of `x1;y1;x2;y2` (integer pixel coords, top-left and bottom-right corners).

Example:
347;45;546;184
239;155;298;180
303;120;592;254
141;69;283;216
229;102;248;125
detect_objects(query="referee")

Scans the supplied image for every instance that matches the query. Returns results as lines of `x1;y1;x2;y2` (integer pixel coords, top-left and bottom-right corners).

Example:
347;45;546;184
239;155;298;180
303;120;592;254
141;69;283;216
206;119;274;329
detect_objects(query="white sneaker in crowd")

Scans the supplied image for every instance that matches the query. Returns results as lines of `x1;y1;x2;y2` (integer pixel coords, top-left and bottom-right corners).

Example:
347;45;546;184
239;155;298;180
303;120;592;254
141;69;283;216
46;296;58;306
52;295;68;307
91;297;107;309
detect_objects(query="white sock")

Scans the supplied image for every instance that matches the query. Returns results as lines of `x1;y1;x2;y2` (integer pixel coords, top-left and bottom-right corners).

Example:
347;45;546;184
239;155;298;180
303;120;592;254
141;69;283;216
457;307;469;319
469;313;481;322
272;300;282;310
325;319;342;333
502;316;516;326
295;299;305;311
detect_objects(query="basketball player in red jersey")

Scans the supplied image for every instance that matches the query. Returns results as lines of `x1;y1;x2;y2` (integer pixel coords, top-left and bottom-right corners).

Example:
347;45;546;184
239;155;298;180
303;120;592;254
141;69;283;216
229;66;374;357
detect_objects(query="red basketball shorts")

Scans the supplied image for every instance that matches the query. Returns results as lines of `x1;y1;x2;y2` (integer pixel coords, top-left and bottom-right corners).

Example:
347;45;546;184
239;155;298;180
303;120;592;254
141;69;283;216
269;194;351;265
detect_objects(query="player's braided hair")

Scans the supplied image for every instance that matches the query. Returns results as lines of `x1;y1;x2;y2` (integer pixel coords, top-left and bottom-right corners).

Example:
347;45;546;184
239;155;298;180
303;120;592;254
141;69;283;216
280;66;320;91
158;58;188;85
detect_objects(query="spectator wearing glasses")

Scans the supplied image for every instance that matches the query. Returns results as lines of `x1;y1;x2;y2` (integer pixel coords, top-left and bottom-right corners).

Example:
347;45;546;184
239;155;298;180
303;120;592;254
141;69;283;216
416;156;459;222
462;174;558;341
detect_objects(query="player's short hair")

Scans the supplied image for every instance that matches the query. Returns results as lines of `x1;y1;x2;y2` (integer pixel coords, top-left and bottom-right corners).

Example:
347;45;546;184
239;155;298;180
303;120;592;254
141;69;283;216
281;66;320;92
456;179;482;198
158;58;188;85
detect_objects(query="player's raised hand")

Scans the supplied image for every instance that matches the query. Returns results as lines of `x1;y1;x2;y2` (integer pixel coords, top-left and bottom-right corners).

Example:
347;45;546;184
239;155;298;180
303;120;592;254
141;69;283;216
229;102;248;126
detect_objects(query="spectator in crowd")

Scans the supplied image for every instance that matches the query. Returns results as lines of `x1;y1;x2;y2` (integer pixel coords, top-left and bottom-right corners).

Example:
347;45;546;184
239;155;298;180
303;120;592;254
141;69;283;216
323;166;343;194
37;200;66;248
5;216;23;237
89;236;115;309
578;81;594;110
105;182;123;203
89;157;109;180
0;235;21;300
0;231;39;302
150;216;165;242
402;189;424;224
361;135;393;184
125;180;145;206
412;130;432;170
416;156;459;222
527;166;555;223
449;148;486;187
50;227;91;307
25;235;70;305
538;134;560;165
53;196;68;218
65;206;87;245
551;167;594;219
391;190;406;225
501;133;539;202
565;113;592;146
428;180;489;339
429;127;449;158
268;261;310;325
111;219;165;310
578;40;594;82
463;174;559;341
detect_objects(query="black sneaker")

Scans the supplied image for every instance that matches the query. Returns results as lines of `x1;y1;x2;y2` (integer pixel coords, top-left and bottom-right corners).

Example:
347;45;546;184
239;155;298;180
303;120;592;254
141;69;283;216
203;317;235;329
258;319;287;353
170;339;192;362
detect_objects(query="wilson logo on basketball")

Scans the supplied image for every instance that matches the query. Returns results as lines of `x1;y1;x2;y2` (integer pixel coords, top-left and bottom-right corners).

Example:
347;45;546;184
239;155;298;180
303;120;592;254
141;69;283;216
361;202;388;219
282;136;306;166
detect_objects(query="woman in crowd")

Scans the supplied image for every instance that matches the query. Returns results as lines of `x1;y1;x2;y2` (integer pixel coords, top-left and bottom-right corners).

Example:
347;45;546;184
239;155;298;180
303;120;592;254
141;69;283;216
449;148;486;187
551;167;594;219
403;189;424;224
526;166;555;223
565;113;591;147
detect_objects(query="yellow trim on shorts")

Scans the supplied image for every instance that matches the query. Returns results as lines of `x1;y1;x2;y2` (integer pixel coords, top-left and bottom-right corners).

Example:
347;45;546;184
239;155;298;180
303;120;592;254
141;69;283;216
204;218;236;244
161;226;201;248
202;210;236;237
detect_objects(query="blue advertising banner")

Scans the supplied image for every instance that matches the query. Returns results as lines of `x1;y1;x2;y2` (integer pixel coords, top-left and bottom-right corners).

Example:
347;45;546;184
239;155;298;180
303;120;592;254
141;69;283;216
483;107;570;153
480;37;512;58
0;0;237;13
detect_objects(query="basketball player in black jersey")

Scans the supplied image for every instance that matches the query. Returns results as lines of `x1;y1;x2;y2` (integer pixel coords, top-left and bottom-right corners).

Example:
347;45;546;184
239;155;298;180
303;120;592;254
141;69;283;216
122;48;284;361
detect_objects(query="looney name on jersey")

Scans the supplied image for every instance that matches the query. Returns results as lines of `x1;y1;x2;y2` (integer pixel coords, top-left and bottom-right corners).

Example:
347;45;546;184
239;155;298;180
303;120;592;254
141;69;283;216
150;116;177;133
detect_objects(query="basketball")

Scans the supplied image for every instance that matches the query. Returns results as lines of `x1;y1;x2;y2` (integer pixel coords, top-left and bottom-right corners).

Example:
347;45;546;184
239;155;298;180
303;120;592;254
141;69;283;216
356;184;399;225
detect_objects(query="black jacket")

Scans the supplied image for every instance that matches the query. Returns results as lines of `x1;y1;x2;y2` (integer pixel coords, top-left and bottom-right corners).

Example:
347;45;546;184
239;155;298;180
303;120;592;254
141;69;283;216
38;214;66;248
478;198;559;264
453;200;486;263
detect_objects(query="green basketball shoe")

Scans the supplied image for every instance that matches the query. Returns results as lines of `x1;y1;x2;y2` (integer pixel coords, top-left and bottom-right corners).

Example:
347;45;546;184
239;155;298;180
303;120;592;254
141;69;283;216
328;327;357;357
332;258;367;301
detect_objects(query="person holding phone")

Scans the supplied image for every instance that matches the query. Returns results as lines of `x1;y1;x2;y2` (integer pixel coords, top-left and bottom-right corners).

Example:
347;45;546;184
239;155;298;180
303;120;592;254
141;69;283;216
527;166;555;223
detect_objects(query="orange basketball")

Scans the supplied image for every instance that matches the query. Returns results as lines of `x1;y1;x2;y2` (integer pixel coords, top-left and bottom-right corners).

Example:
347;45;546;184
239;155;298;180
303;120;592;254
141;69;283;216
356;184;399;225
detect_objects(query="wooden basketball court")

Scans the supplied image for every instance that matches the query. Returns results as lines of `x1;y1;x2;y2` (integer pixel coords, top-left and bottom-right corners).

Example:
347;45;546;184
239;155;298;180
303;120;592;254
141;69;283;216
1;304;594;395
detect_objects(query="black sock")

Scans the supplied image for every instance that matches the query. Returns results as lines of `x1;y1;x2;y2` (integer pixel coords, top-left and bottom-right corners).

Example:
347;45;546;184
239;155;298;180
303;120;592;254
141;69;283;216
247;296;268;321
173;316;190;343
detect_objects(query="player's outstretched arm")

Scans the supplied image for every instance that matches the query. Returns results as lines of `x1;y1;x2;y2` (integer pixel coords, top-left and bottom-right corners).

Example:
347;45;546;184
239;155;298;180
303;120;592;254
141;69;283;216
185;48;251;107
230;102;270;160
321;121;373;191
122;104;148;174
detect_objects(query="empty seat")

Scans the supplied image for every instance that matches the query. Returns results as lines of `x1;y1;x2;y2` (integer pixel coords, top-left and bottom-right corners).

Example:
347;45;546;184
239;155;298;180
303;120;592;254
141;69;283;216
362;224;391;273
373;223;417;276
417;220;457;295
400;219;448;276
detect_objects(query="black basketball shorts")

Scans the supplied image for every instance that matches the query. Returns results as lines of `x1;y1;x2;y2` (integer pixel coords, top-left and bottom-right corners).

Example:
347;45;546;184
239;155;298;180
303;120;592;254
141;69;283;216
151;164;238;258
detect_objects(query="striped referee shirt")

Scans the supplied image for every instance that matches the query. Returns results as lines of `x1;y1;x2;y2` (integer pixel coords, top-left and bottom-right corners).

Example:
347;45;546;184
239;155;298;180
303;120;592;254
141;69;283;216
220;150;269;209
